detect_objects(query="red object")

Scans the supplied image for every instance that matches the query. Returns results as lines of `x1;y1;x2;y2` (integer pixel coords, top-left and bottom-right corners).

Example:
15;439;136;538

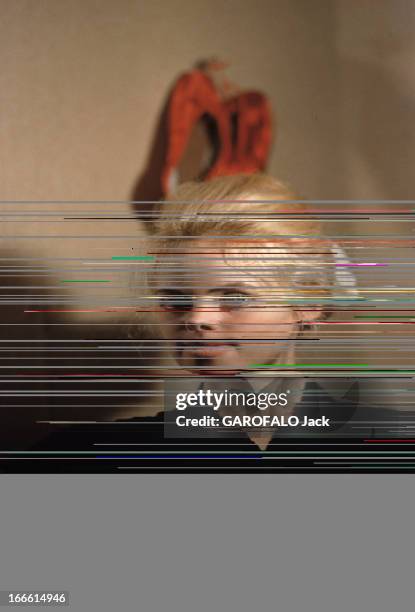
222;91;272;175
161;70;273;194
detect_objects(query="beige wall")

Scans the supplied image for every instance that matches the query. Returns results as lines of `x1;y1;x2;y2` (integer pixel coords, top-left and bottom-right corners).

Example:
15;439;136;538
0;0;338;200
335;0;415;200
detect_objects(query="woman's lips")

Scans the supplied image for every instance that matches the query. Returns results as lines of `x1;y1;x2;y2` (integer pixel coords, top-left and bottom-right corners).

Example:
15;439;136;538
177;340;238;355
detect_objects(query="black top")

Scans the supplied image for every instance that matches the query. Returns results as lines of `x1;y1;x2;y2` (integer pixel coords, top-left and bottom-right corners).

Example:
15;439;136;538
1;380;409;472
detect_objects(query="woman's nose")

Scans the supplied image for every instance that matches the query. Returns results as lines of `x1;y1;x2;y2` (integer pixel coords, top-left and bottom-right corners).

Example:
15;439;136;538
184;300;223;332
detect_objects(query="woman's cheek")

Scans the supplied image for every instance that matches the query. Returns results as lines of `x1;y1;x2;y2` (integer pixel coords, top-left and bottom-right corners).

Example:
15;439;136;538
159;311;179;337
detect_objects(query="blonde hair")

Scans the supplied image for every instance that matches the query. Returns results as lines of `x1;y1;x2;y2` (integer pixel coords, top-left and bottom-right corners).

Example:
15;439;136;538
150;174;335;309
153;173;319;237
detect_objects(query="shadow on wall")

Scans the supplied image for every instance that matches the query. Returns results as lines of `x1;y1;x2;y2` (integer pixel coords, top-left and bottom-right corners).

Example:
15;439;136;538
130;98;169;213
340;58;415;199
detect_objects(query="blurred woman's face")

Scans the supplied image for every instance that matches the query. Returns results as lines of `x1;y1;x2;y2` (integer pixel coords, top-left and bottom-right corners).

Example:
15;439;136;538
155;239;300;375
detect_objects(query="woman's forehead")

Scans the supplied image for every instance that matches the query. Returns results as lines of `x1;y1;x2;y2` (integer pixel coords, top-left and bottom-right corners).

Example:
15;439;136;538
155;251;247;279
156;238;264;270
154;249;275;291
152;237;310;292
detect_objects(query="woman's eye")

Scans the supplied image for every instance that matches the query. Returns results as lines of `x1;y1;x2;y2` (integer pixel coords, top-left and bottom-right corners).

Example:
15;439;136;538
159;296;192;311
219;293;252;308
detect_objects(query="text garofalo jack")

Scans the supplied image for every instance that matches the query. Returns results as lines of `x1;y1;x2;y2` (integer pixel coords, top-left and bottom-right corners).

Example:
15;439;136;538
174;389;330;429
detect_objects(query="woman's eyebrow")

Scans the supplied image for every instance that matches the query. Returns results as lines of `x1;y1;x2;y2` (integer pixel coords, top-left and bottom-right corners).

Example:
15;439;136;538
157;287;187;295
208;283;257;293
